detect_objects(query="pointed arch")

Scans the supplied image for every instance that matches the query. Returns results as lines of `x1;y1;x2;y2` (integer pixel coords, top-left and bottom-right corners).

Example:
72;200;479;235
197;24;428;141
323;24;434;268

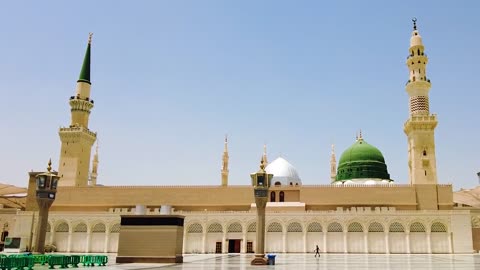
307;222;323;232
92;223;106;233
347;222;364;232
287;222;303;232
187;223;203;233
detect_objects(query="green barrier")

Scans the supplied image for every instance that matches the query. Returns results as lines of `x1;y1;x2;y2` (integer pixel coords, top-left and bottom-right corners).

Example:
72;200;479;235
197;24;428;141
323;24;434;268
47;255;68;269
0;256;13;270
67;255;81;268
33;254;48;265
80;255;108;267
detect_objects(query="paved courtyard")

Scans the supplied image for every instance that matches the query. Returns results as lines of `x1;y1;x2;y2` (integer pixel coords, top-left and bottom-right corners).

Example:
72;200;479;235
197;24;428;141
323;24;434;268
94;253;480;270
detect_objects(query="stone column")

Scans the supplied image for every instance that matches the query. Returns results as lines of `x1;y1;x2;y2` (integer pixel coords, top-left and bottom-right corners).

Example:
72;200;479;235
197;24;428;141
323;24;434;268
66;231;72;253
343;232;348;253
182;229;187;254
323;231;327;253
85;231;91;253
385;232;390;254
406;232;410;254
427;232;432;254
282;231;287;253
303;231;307;253
49;230;55;246
222;231;227;254
201;230;207;253
448;232;453;254
241;231;247;253
104;231;110;253
364;232;368;253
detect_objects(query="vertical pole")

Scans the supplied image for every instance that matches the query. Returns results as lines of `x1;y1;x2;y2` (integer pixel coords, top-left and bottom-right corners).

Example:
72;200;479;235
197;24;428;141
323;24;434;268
364;232;368;253
385;232;390;254
323;231;327;253
34;200;50;254
256;202;266;256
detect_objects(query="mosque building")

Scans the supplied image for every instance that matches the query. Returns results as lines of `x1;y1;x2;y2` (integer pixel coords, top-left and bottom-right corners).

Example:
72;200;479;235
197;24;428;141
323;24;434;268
2;20;477;254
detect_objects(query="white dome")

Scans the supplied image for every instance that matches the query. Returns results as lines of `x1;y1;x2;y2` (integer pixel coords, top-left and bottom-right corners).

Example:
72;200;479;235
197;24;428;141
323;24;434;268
265;157;302;186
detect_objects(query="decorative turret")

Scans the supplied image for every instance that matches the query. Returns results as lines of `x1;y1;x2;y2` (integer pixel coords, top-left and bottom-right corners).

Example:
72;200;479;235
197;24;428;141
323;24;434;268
90;141;99;186
221;135;229;186
404;19;438;184
330;144;337;183
262;144;268;167
58;33;97;187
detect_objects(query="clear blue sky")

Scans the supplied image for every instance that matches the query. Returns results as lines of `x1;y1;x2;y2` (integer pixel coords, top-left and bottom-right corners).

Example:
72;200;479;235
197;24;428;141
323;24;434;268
1;1;479;190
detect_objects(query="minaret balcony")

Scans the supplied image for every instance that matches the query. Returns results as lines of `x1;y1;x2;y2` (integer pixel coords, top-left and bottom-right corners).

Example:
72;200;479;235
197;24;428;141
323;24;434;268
70;95;94;104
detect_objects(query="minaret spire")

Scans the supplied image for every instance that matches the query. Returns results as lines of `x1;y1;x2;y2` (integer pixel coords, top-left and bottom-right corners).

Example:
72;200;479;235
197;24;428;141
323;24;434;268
58;33;97;187
404;19;438;184
330;144;337;183
221;135;229;186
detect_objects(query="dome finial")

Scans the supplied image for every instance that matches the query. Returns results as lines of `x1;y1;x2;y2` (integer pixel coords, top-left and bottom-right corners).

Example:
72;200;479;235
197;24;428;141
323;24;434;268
412;17;417;31
88;32;93;44
359;129;363;140
47;158;52;172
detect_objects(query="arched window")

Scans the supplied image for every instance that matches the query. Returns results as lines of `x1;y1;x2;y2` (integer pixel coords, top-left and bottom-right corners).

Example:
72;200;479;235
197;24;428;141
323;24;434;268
208;223;223;233
417;49;420;55
389;222;405;232
247;222;256;232
270;191;276;202
267;222;282;232
423;150;427;156
347;222;363;232
327;222;343;232
110;224;121;233
431;222;447;232
307;222;322;232
410;222;426;232
73;223;87;233
368;222;384;232
55;222;69;233
287;222;303;232
187;223;203;233
279;191;285;202
92;223;106;233
227;223;242;233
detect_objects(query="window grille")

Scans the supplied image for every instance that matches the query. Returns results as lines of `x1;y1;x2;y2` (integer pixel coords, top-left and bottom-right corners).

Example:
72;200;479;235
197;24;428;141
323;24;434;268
110;223;121;233
368;222;384;232
410;222;426;232
389;222;405;232
74;223;87;233
92;223;106;233
348;222;363;232
208;223;223;233
287;222;302;232
327;222;343;232
187;223;203;233
227;223;242;233
247;222;256;232
267;222;282;232
307;222;322;232
55;222;69;233
431;222;447;232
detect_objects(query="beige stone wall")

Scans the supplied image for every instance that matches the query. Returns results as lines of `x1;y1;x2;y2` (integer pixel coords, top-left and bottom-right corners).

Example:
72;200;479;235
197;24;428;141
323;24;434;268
24;183;453;212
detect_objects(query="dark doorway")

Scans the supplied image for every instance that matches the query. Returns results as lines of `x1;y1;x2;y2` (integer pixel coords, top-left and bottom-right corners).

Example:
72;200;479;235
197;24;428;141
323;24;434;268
228;239;241;253
215;242;222;253
247;241;253;253
279;191;285;202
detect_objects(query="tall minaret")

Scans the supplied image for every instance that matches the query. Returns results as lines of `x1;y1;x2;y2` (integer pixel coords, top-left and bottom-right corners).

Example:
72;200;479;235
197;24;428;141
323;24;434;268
58;33;97;187
221;135;229;186
330;144;336;183
90;142;99;186
403;19;438;184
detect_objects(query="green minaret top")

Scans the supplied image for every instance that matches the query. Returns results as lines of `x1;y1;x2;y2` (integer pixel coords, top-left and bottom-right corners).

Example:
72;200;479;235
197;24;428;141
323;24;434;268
77;33;92;84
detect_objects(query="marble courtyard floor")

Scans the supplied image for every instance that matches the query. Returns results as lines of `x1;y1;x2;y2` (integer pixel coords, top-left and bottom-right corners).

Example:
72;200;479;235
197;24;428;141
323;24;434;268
91;253;480;270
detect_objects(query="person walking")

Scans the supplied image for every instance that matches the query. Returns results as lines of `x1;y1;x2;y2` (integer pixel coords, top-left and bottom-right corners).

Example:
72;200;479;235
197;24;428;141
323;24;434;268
315;245;320;257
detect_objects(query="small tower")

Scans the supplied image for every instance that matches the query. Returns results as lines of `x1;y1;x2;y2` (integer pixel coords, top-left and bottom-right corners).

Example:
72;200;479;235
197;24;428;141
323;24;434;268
221;135;229;186
403;19;438;184
330;144;337;183
90;142;99;186
58;33;97;187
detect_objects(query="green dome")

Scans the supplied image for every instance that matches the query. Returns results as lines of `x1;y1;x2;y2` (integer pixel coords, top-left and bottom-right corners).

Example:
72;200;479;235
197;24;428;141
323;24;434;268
336;138;392;182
